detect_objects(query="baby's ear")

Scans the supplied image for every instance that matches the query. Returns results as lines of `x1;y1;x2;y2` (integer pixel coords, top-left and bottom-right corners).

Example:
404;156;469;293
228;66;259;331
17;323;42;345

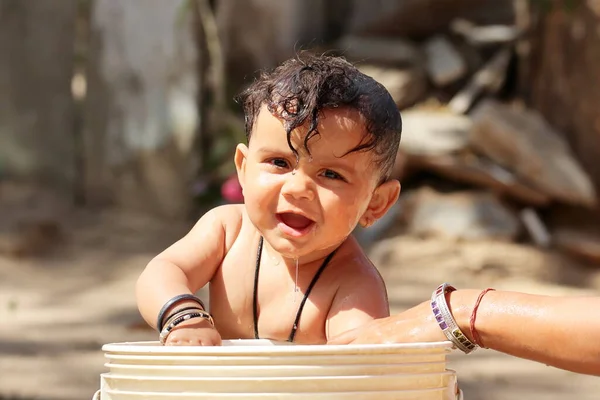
359;179;401;228
234;143;249;191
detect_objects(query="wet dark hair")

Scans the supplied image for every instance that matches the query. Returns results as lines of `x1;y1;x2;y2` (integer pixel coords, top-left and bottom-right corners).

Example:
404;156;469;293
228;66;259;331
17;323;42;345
235;53;402;181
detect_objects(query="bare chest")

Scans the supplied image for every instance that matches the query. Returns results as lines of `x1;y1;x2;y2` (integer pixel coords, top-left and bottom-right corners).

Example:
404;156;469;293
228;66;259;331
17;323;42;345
208;246;334;344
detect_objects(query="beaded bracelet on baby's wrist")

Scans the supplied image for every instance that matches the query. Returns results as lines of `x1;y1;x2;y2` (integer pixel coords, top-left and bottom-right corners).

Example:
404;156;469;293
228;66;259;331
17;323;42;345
159;307;215;345
430;283;478;354
156;294;206;332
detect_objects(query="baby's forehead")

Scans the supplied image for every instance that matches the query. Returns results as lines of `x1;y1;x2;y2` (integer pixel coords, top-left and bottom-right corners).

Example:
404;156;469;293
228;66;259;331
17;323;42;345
256;105;367;138
252;104;379;164
288;129;369;157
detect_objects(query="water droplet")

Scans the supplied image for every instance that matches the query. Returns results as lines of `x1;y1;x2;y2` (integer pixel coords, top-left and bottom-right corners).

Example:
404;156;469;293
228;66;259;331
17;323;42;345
293;258;299;302
294;259;299;292
268;249;280;266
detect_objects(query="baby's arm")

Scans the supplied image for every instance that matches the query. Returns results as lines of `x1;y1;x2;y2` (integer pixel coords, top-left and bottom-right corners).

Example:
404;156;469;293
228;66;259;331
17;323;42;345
325;265;390;341
136;205;241;345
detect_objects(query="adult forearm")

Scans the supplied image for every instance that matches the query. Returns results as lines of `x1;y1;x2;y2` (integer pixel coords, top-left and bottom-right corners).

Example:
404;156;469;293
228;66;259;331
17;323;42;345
450;290;600;376
135;259;197;329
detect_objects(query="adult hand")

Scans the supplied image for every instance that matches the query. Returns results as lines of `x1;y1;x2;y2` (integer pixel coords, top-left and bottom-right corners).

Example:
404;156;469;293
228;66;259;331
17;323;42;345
327;299;447;345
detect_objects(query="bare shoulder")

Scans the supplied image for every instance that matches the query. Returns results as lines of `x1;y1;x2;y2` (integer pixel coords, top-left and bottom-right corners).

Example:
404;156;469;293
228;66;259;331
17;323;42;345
324;237;389;338
202;204;245;250
332;238;387;293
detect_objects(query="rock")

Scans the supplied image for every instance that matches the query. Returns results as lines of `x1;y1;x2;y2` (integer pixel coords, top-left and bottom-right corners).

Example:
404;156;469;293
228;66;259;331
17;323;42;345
399;109;471;156
470;100;597;207
520;208;551;248
452;38;485;74
406;152;551;207
546;204;600;265
336;36;422;66
403;188;520;241
347;0;514;38
358;65;428;110
451;19;522;46
423;36;467;86
448;48;511;114
553;229;600;264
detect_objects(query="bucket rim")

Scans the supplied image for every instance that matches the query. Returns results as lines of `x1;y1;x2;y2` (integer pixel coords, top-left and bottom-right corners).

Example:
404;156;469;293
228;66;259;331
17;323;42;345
102;340;453;356
100;369;456;382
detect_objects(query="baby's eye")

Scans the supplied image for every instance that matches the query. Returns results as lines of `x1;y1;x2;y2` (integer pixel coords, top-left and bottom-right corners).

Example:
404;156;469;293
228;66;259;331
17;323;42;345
322;169;345;181
269;158;290;169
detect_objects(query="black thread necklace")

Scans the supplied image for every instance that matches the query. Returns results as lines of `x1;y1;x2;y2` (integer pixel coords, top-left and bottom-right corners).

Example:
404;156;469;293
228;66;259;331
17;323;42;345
252;236;337;342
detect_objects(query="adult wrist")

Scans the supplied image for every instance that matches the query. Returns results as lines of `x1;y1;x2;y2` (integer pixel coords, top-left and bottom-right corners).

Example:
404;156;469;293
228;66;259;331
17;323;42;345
445;289;482;343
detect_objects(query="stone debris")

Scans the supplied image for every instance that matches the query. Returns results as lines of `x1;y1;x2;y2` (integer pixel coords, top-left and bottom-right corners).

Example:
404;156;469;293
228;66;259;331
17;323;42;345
470;100;596;207
402;188;520;241
424;35;468;86
337;36;422;66
448;48;511;114
451;19;522;46
340;11;598;264
399;109;472;156
358;64;428;110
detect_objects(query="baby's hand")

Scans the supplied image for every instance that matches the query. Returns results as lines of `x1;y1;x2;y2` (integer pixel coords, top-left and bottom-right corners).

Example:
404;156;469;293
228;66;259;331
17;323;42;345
164;317;222;346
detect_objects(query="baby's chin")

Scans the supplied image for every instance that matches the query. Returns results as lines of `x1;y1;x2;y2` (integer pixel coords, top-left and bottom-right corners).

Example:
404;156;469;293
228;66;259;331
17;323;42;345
264;237;312;259
264;234;344;261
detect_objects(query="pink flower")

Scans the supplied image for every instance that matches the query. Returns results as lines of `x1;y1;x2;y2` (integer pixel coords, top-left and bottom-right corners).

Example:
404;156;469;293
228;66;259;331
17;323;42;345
221;174;244;203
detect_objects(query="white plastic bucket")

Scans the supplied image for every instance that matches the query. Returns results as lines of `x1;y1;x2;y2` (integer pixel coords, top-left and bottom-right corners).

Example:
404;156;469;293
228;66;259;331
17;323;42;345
101;371;455;392
97;340;462;399
104;361;447;377
101;388;455;400
105;353;448;366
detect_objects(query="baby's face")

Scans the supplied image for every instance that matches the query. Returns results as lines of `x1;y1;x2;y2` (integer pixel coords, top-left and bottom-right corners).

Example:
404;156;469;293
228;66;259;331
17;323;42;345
237;105;384;258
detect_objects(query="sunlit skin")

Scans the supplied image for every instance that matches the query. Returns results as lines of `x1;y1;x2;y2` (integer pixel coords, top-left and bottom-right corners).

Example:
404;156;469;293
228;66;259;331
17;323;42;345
136;105;400;345
237;105;394;263
328;290;600;377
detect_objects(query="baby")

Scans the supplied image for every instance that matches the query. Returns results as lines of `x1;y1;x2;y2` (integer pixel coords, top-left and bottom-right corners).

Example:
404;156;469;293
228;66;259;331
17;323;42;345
136;53;402;346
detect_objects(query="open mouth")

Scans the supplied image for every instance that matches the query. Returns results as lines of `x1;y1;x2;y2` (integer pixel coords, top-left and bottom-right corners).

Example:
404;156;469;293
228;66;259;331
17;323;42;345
276;212;315;237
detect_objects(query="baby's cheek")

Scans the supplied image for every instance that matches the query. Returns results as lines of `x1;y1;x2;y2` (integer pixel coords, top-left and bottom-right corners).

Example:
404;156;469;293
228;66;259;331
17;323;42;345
330;209;362;236
243;181;267;206
256;171;281;188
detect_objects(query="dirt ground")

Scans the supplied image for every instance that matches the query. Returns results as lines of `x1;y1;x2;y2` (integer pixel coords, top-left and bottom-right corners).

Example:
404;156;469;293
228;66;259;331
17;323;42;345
1;195;600;400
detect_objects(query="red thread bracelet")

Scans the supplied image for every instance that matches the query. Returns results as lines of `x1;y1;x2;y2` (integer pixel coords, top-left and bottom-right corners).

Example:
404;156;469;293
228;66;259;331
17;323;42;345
469;288;495;348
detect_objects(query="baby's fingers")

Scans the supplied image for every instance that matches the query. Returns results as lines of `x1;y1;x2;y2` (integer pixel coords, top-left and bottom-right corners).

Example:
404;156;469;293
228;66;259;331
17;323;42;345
165;327;222;346
196;329;222;346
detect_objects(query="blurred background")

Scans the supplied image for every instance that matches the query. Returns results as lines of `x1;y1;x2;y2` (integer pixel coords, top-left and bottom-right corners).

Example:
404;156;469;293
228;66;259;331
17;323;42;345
1;0;600;399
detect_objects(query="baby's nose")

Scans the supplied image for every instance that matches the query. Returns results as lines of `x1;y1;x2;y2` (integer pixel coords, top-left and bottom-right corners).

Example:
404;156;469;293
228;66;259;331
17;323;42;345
281;170;315;201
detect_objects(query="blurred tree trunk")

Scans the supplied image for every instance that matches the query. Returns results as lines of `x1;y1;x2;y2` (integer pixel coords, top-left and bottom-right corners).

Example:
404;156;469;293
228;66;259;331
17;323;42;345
0;0;77;193
527;1;600;193
84;0;199;219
